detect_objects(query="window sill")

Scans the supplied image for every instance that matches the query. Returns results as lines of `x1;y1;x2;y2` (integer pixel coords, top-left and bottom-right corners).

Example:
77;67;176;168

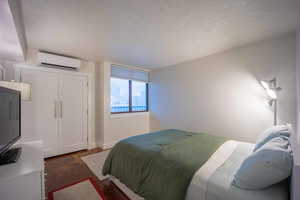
110;112;149;118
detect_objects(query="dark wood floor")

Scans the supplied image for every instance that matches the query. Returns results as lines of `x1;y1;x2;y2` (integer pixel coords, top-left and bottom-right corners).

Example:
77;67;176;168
45;148;130;200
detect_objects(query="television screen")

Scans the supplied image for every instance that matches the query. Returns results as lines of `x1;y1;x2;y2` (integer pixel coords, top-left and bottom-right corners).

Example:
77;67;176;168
0;87;21;154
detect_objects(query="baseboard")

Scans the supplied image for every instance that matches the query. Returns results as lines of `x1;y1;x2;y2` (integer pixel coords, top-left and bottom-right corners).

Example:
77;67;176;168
88;142;97;150
102;140;119;150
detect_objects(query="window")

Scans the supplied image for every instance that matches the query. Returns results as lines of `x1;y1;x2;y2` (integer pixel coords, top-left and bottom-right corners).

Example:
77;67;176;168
132;81;148;112
110;65;149;113
111;78;148;113
111;78;130;113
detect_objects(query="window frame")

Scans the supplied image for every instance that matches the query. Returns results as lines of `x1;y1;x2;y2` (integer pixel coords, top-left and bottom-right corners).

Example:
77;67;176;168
111;79;149;114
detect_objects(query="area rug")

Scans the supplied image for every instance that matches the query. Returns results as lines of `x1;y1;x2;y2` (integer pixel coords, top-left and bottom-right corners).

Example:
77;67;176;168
48;177;105;200
81;150;144;200
81;150;111;180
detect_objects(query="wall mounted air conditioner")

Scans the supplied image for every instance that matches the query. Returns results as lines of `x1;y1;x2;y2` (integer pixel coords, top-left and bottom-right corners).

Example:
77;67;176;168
38;51;81;70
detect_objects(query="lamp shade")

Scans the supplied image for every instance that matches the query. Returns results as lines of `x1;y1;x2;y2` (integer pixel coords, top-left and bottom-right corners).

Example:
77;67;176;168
260;78;280;100
266;88;277;99
0;81;31;100
260;80;269;89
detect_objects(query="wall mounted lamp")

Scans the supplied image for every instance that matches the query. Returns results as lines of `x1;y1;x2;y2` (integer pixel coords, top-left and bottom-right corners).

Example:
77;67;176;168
260;78;281;125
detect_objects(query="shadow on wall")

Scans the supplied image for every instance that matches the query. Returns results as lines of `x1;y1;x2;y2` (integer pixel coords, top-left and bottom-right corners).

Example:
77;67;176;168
149;34;296;143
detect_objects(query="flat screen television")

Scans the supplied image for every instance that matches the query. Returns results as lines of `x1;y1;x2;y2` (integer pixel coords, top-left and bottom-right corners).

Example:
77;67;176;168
0;86;21;164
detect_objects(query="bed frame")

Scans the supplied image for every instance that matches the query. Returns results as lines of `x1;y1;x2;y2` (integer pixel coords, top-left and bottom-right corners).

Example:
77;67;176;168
288;124;299;200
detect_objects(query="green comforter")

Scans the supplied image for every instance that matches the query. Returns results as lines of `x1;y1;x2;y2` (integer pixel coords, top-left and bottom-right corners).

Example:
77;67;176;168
102;129;227;200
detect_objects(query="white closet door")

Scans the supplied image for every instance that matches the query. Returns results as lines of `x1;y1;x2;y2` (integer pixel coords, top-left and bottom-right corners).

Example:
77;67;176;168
59;74;88;154
20;69;59;157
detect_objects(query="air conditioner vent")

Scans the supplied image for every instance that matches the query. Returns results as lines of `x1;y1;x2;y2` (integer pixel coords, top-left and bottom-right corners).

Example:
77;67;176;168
38;51;81;70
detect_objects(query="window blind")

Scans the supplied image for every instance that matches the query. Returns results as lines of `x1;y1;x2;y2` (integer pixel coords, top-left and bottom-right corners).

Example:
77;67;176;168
111;65;149;82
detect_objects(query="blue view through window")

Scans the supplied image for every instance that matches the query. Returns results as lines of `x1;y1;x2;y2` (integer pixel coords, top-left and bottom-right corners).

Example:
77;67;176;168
132;81;147;111
111;78;148;113
111;78;129;112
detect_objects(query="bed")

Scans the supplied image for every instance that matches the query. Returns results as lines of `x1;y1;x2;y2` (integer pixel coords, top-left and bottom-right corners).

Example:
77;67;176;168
102;129;293;200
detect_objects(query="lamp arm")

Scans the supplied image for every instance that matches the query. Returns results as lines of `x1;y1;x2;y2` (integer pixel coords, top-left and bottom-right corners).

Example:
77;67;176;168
274;99;277;126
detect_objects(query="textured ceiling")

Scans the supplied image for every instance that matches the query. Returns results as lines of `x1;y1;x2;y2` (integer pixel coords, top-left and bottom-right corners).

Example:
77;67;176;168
21;0;299;68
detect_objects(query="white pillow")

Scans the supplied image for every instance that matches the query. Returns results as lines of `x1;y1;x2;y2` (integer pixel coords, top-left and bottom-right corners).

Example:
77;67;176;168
233;136;292;190
253;125;289;152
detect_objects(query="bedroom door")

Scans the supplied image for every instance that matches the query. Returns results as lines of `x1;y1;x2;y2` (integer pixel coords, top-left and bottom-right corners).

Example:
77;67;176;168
20;69;60;157
59;73;88;154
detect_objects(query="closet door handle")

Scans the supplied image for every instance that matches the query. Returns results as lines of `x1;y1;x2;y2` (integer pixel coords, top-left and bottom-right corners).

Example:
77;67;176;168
60;101;63;118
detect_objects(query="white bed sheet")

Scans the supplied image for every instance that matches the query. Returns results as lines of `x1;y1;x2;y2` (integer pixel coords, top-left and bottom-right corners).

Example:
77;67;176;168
186;140;239;200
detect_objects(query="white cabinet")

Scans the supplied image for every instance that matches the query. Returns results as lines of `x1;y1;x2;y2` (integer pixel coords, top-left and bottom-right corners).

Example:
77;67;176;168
17;66;88;157
59;73;88;154
0;141;45;200
20;69;60;156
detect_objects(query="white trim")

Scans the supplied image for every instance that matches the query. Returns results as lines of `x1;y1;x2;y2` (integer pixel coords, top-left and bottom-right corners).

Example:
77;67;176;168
111;64;149;82
110;112;149;118
102;140;119;150
88;142;97;150
288;124;300;165
287;124;300;200
87;73;95;151
96;141;104;149
13;63;90;77
109;62;150;72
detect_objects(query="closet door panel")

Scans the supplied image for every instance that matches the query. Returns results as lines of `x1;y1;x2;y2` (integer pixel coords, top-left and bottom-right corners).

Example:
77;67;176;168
59;74;88;154
20;69;59;157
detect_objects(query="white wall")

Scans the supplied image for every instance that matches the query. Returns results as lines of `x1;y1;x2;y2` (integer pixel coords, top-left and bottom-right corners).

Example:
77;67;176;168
8;0;27;59
292;10;300;200
150;34;297;143
96;61;150;149
297;22;300;144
